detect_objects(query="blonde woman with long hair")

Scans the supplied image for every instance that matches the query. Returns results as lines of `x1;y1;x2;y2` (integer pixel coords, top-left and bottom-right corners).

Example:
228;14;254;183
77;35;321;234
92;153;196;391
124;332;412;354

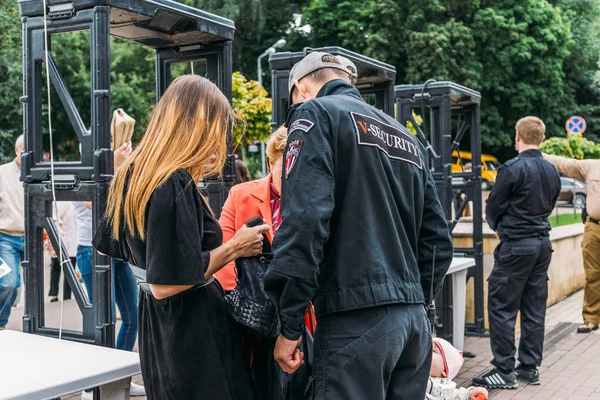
93;75;268;399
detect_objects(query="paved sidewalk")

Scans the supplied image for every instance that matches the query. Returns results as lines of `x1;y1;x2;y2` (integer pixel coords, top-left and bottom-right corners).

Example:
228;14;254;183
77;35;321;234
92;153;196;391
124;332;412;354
5;268;594;400
456;290;600;400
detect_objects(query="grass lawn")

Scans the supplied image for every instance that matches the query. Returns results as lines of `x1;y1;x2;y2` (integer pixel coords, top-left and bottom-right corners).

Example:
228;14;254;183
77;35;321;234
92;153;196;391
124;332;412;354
549;211;584;227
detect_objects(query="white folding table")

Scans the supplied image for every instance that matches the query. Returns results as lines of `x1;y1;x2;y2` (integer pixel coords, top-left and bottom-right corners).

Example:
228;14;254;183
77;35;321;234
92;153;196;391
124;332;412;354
445;257;476;351
0;330;140;400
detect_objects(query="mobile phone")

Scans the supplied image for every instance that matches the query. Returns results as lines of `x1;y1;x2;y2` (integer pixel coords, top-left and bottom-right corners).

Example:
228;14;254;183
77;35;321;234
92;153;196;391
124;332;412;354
246;215;264;228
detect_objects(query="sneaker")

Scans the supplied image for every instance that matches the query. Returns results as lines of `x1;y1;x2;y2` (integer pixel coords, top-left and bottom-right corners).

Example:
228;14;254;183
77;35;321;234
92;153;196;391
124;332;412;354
472;368;518;389
80;390;93;400
130;382;146;396
515;366;540;385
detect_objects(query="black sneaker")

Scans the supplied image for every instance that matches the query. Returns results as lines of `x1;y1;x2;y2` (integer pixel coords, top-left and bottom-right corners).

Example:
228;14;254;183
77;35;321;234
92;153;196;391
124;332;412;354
472;368;518;389
515;366;540;385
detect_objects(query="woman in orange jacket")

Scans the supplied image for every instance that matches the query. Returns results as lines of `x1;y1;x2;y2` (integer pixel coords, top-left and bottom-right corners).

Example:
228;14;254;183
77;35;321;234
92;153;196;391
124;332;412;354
216;126;284;290
218;126;314;399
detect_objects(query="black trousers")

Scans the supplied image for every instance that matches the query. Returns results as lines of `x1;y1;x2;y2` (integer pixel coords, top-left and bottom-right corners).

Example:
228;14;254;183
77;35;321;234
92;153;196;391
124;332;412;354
488;237;553;372
48;257;76;299
311;303;432;400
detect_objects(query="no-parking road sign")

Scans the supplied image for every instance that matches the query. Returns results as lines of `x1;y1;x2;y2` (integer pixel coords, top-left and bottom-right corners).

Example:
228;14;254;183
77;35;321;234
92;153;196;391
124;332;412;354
566;116;586;134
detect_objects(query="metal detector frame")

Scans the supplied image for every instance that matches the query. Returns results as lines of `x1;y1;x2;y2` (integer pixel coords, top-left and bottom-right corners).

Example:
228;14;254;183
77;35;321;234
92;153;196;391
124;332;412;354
19;0;234;346
395;82;485;340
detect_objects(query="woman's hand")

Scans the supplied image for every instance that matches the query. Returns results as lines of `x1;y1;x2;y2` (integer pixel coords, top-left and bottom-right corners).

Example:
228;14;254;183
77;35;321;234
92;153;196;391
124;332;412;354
204;222;270;280
230;223;270;259
114;142;133;170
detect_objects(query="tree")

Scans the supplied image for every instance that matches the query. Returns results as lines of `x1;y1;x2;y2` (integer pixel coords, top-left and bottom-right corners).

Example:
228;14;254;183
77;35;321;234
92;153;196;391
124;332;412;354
551;0;600;143
46;33;156;159
231;72;272;160
301;0;575;154
181;0;303;84
296;0;404;66
0;1;23;160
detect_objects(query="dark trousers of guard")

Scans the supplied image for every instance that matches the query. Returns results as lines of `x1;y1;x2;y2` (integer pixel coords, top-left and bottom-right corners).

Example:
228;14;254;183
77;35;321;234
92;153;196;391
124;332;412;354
310;303;432;400
488;237;553;373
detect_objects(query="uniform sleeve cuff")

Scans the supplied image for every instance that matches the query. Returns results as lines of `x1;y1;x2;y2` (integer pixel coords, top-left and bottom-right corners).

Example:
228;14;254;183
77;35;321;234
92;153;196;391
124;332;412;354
281;322;304;341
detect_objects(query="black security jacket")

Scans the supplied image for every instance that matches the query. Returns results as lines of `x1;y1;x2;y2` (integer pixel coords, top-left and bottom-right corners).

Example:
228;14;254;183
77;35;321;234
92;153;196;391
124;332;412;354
264;80;453;340
486;149;561;240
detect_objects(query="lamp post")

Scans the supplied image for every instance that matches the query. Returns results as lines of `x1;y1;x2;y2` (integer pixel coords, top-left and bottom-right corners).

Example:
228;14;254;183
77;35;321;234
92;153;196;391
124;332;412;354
257;38;286;177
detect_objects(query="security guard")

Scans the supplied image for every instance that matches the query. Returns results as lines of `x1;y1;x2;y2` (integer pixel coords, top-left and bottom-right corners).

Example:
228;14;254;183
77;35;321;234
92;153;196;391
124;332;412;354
263;52;453;399
474;117;560;389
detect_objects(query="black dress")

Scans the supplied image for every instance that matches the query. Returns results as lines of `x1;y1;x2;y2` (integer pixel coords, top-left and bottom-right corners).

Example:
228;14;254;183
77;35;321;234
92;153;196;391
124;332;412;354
93;169;256;400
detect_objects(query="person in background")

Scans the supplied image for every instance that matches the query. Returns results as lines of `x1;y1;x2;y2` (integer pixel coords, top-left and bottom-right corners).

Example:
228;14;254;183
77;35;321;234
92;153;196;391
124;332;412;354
93;75;268;399
235;159;252;185
0;135;25;329
474;117;560;389
543;153;600;333
47;202;78;303
74;139;144;398
217;126;287;290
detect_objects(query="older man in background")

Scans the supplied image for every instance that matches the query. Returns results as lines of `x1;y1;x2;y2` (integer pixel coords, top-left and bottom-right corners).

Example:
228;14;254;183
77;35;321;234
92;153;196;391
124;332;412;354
0;135;25;329
544;153;600;334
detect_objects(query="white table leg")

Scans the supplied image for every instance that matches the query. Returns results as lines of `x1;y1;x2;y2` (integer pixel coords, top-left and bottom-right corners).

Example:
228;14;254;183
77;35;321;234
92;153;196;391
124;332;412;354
452;269;468;351
98;377;132;400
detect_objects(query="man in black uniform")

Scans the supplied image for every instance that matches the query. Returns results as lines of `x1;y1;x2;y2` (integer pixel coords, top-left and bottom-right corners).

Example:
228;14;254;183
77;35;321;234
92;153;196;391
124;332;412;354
473;117;560;389
263;52;453;399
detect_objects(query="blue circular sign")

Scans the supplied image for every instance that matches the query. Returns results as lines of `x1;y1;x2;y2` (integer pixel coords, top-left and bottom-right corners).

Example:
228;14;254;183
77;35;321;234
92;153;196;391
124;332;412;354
566;116;586;134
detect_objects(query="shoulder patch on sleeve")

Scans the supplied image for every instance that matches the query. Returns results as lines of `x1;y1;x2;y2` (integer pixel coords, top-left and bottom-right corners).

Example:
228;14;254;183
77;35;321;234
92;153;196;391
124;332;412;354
351;112;422;170
288;119;315;135
285;138;303;179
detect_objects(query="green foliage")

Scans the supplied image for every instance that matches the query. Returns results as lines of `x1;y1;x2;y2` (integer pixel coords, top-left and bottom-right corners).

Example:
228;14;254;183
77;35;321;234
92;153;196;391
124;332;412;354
244;152;264;179
549;211;582;227
181;0;303;83
231;72;272;148
46;33;155;159
301;0;597;153
553;0;600;143
0;0;23;161
298;0;404;65
108;39;156;143
405;111;423;135
0;1;289;161
540;133;600;159
2;0;600;163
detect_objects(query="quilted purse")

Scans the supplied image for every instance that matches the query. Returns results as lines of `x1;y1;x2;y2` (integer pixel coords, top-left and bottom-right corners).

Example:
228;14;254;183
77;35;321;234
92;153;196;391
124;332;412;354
224;216;281;338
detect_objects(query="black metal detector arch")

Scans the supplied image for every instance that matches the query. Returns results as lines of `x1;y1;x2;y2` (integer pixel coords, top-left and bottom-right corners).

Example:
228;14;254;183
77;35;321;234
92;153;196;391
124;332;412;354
19;0;234;346
396;82;485;343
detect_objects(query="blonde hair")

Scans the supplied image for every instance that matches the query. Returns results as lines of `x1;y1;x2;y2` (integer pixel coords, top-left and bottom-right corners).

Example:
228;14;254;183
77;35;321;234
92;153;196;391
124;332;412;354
106;75;235;240
266;125;288;166
516;116;546;145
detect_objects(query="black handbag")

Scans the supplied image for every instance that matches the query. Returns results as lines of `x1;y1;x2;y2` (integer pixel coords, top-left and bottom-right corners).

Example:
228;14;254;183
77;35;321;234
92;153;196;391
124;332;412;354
224;217;281;338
